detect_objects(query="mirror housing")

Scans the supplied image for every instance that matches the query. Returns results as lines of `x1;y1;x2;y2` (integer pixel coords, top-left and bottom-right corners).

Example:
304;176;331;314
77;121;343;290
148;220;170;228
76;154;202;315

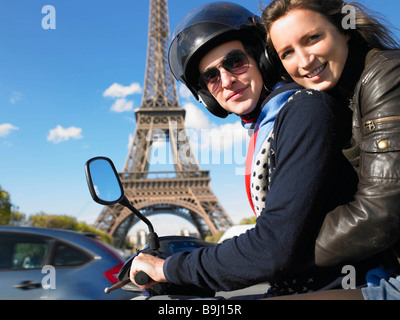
85;156;124;205
84;156;159;251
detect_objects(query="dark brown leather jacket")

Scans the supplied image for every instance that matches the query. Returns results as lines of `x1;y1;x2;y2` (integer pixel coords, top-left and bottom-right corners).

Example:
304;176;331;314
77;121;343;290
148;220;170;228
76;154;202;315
315;49;400;267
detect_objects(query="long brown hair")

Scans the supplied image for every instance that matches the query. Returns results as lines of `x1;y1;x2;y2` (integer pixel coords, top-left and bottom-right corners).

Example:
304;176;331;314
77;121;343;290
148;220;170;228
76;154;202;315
261;0;399;53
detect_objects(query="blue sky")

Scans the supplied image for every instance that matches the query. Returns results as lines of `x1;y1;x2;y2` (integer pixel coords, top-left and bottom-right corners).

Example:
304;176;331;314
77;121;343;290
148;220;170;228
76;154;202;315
1;0;399;236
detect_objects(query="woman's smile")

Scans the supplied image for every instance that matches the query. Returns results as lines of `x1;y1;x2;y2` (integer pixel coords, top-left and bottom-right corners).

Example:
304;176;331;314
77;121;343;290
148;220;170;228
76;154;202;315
304;63;327;79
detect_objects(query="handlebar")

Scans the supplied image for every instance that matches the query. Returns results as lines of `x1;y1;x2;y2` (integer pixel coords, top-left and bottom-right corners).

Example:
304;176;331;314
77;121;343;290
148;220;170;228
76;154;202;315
104;271;151;294
134;271;151;286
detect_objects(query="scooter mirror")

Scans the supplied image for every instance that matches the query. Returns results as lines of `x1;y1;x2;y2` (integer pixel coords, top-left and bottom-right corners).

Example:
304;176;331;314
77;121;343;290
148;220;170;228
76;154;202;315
85;156;124;205
85;156;158;245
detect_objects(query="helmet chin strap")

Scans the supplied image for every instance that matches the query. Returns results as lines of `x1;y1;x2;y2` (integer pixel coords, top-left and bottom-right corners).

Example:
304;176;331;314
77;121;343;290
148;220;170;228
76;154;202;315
238;106;261;121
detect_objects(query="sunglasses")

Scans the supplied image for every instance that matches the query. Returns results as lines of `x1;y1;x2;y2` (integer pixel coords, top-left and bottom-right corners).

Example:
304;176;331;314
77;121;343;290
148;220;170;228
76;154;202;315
198;50;250;93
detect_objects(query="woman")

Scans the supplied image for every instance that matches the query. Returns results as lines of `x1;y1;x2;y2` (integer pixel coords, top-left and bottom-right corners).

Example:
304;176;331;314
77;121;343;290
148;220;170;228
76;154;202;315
262;0;400;299
129;2;359;297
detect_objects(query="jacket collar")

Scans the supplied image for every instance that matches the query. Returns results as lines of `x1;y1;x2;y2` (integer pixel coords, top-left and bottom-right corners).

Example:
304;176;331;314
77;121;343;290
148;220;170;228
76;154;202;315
330;40;369;104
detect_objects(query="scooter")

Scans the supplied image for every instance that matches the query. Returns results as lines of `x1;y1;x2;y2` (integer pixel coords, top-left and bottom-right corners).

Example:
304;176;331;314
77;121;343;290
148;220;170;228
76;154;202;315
85;156;216;298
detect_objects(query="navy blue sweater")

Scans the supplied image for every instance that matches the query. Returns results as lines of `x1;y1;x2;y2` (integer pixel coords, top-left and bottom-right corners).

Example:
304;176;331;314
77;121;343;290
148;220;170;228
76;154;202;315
163;88;358;293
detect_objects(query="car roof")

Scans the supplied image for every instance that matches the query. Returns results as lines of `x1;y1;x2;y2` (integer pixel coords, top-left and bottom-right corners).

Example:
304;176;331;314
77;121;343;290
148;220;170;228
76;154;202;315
0;226;118;260
0;225;94;239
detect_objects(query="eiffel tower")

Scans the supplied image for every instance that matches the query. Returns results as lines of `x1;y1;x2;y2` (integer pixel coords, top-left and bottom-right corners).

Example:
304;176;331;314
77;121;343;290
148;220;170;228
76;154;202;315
94;0;233;247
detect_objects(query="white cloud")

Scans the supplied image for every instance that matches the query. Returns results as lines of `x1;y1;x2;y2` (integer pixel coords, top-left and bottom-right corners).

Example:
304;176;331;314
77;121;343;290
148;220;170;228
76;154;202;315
183;115;249;169
179;84;193;99
0;123;19;137
206;121;248;151
110;98;134;112
103;82;142;98
47;125;83;144
183;102;209;130
127;133;134;150
10;91;22;104
181;102;248;153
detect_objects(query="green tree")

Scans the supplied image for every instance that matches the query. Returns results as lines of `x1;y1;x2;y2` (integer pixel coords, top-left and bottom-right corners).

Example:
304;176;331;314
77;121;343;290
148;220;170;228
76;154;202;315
28;213;113;244
0;185;26;225
0;186;113;244
205;216;257;243
205;231;225;243
29;213;78;229
0;186;12;225
8;210;26;225
239;216;256;225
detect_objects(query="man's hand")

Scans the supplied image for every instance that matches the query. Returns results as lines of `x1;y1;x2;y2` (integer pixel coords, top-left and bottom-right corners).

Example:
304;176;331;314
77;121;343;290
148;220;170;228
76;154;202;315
129;253;167;289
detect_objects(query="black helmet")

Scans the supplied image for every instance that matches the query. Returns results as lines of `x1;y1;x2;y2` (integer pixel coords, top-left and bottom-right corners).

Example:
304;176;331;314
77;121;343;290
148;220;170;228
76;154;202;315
168;1;276;118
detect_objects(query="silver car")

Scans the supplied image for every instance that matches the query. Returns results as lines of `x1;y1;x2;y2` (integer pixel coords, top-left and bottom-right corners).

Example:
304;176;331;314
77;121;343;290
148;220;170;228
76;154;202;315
0;226;136;300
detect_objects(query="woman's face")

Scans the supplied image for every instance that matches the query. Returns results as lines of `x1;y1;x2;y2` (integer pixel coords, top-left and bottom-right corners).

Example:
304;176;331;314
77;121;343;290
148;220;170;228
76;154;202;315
199;40;263;116
269;9;350;91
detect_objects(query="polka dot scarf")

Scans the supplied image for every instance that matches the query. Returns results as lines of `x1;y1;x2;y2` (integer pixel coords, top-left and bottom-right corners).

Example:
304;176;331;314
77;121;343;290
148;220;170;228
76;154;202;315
243;86;298;216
